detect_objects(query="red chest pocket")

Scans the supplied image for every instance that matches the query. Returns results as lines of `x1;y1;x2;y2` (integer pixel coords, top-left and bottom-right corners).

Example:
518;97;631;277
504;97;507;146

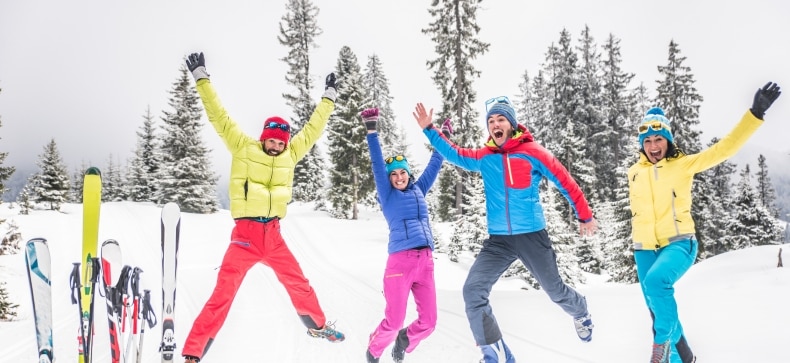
505;156;532;188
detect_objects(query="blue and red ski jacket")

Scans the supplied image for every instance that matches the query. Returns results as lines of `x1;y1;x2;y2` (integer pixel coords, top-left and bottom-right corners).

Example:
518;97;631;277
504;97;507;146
423;124;593;235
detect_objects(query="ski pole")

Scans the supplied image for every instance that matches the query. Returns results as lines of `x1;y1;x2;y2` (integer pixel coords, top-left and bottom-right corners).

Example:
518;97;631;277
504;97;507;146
137;289;157;363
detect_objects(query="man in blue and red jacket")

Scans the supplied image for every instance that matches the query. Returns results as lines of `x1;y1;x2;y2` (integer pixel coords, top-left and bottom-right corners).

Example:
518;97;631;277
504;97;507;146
413;98;598;363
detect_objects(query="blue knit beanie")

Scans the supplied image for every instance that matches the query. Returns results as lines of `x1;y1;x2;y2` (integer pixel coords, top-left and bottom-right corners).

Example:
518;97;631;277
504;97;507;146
486;102;518;130
638;107;673;146
386;158;410;176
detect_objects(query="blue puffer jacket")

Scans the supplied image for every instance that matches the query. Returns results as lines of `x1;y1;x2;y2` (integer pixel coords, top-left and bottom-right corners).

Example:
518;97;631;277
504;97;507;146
367;133;443;254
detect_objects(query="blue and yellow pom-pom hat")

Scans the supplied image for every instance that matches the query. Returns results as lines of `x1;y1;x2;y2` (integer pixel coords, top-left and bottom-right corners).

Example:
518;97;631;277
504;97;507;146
638;107;673;146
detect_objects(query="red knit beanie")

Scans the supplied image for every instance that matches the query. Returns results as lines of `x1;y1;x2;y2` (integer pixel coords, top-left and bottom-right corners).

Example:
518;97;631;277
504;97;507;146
259;116;291;147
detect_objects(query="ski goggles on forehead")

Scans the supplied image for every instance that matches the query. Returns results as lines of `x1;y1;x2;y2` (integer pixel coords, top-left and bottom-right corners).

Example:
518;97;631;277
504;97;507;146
484;96;512;111
264;121;290;131
638;121;671;134
385;155;406;164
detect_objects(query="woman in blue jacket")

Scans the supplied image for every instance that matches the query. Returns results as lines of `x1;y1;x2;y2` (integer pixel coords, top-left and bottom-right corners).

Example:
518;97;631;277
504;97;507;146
360;108;446;363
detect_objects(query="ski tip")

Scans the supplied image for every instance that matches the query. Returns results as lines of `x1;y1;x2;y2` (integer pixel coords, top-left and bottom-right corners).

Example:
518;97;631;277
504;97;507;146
85;166;101;176
162;202;181;213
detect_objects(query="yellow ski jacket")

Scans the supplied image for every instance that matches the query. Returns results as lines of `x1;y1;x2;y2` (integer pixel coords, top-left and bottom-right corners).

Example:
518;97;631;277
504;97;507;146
628;111;762;250
195;79;334;219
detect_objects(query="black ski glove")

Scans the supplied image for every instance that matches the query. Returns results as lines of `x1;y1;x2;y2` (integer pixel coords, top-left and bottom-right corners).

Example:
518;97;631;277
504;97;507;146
750;82;781;119
322;72;338;102
185;52;209;81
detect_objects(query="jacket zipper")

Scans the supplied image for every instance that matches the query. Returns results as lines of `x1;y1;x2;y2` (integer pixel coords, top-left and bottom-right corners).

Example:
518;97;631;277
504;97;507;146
505;154;512;234
671;189;680;235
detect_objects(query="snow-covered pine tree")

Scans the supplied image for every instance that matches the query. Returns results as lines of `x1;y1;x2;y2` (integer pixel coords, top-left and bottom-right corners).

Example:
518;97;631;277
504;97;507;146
103;154;126;202
278;0;325;203
575;26;606;204
602;157;640;283
0;281;18;321
723;164;781;249
156;67;218;213
16;179;32;215
362;54;407;158
0;87;15;200
0;218;21;255
423;0;489;218
694;137;736;258
597;33;636;203
69;162;92;203
516;69;552;140
447;173;486;262
326;46;373;219
29;139;70;211
655;40;704;154
127;106;160;202
756;154;779;217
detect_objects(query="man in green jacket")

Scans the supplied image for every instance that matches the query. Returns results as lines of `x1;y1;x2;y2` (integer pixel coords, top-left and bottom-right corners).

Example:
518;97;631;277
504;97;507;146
181;52;343;363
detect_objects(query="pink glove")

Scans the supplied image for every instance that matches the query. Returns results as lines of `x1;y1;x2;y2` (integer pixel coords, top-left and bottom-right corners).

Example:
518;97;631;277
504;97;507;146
441;118;453;137
361;108;379;131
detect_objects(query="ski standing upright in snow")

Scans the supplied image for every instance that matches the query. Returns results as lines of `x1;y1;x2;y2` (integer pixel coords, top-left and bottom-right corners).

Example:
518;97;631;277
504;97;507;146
71;166;102;363
25;238;53;363
160;202;181;363
100;239;124;363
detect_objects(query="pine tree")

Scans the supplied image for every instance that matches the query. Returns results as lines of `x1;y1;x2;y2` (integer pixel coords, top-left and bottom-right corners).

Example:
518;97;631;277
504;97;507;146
538;185;584;288
70;163;89;203
0;87;15;200
156;67;219;213
103;154;126;202
0;218;21;255
756;154;779;217
695;137;737;258
29;139;70;211
447;173;486;262
326;46;373;219
603;155;641;283
597;33;636;202
278;0;325;203
0;281;18;321
127;106;159;202
723;165;780;249
362;54;407;158
17;179;33;215
423;0;489;218
655;40;704;154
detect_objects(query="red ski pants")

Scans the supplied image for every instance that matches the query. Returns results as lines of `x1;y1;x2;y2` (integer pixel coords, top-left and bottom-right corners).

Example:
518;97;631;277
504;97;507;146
182;219;326;359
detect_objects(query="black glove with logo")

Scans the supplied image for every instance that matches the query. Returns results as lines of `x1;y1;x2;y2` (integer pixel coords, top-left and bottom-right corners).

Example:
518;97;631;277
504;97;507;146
322;72;338;102
750;82;781;119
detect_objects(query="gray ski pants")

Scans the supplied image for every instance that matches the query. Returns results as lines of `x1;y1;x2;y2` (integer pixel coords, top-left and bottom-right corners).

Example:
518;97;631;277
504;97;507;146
462;229;588;345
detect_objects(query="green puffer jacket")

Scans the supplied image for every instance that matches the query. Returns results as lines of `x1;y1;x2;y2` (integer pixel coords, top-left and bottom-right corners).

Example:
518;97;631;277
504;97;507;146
195;79;334;219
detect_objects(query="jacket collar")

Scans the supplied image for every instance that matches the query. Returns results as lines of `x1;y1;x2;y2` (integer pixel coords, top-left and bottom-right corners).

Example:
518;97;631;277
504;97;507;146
484;124;534;151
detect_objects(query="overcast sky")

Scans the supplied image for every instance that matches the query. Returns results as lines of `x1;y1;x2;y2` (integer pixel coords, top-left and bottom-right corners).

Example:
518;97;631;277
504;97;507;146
1;0;789;182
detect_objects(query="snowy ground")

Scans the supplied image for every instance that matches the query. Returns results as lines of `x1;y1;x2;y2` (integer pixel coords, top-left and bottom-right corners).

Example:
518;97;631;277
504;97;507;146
0;201;788;362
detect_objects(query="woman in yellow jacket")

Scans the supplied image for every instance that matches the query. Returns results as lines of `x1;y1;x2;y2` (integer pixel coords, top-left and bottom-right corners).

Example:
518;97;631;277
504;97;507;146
628;82;781;363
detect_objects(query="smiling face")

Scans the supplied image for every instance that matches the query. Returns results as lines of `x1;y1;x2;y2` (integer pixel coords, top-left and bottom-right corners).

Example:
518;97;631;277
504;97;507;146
262;138;286;156
642;134;669;164
389;169;409;190
487;114;514;145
